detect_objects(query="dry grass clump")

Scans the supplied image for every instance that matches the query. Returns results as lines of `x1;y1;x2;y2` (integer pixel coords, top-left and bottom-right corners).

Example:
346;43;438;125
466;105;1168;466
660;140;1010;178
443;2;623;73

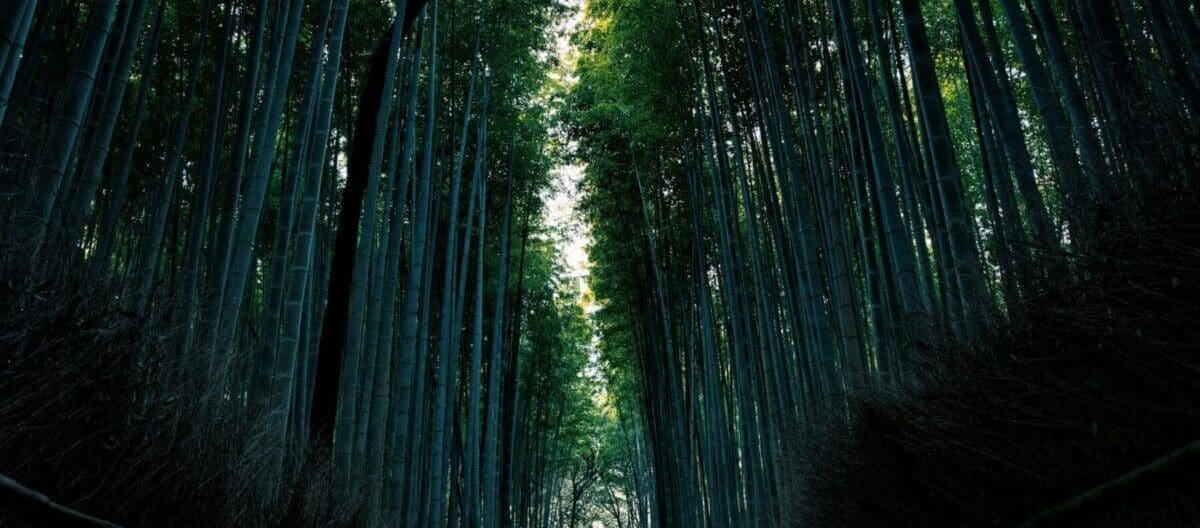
0;260;357;527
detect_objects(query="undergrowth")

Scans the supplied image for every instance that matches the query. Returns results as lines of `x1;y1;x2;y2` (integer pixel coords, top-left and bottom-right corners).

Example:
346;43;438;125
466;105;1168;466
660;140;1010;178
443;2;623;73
785;189;1200;526
0;260;357;527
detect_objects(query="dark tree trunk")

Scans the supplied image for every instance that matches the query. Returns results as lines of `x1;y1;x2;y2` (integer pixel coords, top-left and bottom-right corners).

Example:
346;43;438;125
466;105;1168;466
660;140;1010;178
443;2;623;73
308;0;428;448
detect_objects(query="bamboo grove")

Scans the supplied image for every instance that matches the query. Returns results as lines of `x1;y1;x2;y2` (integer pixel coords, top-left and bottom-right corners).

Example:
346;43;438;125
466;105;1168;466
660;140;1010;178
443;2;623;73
0;0;631;526
1;0;1199;525
566;0;1198;526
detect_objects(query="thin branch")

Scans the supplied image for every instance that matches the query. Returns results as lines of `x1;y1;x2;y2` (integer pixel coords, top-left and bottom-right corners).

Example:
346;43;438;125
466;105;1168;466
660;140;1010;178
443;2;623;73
0;472;125;528
1018;439;1200;527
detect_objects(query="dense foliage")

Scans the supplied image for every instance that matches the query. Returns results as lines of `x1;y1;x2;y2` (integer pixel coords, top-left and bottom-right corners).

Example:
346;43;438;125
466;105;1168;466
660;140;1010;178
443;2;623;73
565;0;1200;526
0;0;610;526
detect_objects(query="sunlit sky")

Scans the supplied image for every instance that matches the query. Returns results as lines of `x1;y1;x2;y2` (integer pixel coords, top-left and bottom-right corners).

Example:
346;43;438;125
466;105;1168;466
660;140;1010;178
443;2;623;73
541;6;627;524
542;163;589;285
542;0;591;302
